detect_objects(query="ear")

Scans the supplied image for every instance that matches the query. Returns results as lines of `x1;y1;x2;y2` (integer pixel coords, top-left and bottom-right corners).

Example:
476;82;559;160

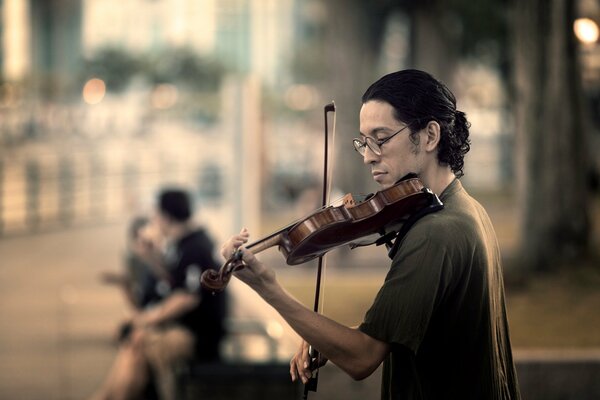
424;121;441;152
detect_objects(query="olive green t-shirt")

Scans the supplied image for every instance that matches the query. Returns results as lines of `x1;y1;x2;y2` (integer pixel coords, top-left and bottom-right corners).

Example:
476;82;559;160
359;179;520;400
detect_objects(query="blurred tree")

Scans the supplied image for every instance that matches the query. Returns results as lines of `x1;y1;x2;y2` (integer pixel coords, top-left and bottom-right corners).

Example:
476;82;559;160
409;0;509;82
142;48;225;125
82;47;139;93
512;0;591;271
144;47;225;92
82;47;225;93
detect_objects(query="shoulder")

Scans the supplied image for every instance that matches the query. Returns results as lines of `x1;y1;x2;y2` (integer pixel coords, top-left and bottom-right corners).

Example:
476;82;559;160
400;195;486;257
407;208;472;241
179;229;213;249
178;229;219;269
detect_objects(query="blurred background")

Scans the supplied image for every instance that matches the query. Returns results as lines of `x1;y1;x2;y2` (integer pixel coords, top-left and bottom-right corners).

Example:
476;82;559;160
0;0;599;399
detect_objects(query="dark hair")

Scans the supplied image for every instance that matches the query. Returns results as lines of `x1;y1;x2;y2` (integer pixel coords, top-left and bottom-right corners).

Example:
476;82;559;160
362;69;471;177
158;189;193;222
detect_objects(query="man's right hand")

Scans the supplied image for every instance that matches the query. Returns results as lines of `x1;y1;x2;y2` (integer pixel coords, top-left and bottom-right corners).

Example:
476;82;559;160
290;340;328;384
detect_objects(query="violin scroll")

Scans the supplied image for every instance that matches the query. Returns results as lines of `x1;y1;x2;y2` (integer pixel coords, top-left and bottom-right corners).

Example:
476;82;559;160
201;251;245;293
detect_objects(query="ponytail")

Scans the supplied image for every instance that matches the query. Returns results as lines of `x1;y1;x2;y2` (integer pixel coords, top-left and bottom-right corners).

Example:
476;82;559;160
437;110;471;178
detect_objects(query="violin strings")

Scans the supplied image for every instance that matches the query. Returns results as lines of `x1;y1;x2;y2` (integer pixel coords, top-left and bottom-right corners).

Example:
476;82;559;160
247;192;351;250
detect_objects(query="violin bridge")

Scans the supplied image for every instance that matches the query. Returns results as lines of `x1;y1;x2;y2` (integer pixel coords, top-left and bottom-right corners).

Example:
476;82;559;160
342;193;357;208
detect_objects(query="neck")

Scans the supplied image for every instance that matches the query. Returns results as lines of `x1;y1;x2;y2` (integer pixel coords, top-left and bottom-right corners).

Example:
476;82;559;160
419;166;456;196
168;222;193;242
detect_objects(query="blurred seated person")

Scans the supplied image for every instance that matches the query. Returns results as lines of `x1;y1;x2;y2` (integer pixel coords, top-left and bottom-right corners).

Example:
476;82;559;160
90;188;228;400
100;216;162;310
100;216;171;342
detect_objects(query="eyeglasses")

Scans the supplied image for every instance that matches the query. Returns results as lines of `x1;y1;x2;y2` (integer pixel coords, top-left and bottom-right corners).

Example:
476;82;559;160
352;125;410;156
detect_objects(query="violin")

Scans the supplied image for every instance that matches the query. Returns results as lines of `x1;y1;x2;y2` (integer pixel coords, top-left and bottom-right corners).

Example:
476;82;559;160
200;174;442;292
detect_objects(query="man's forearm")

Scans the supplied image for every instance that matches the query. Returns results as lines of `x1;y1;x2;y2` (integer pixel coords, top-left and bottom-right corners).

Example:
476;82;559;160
258;278;388;380
226;233;388;379
141;292;199;326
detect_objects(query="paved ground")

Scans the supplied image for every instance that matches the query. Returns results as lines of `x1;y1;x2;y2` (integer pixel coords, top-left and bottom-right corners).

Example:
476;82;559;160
0;222;388;400
0;222;149;400
1;193;598;400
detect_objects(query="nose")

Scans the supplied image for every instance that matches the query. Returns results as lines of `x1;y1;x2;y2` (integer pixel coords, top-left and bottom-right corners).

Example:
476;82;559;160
362;145;379;165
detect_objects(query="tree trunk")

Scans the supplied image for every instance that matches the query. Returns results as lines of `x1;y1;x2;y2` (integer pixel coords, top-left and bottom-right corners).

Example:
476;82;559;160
513;0;590;271
409;6;459;87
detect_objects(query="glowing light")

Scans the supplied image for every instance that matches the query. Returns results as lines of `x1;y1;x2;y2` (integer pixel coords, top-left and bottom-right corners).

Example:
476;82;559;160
265;320;284;339
574;18;599;44
150;83;179;109
3;0;30;80
82;78;106;105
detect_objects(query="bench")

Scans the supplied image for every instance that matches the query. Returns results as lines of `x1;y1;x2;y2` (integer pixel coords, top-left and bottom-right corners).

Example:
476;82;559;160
174;318;301;400
174;361;301;400
515;349;600;400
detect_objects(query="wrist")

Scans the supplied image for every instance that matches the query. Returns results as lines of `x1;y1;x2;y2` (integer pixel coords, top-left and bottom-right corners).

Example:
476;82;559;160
259;273;284;304
136;310;158;328
132;315;149;329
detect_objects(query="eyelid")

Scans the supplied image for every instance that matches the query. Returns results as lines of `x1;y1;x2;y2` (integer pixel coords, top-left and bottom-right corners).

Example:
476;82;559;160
372;128;391;138
358;132;382;140
360;127;395;141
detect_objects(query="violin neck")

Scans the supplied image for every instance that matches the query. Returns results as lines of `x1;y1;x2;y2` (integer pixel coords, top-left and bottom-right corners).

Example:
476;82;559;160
245;231;284;255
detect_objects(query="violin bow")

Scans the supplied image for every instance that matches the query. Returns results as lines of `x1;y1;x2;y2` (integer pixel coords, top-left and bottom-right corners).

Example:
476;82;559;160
304;102;336;398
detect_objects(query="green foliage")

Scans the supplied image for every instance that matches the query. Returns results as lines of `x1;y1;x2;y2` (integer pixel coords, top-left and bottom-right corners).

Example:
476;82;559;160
143;47;226;91
82;47;139;92
81;46;226;93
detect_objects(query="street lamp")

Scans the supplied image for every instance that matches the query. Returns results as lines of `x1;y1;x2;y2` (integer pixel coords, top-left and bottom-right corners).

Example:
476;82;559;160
574;17;599;44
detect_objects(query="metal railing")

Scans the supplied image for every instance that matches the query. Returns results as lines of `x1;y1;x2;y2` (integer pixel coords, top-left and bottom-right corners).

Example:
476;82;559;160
0;143;223;237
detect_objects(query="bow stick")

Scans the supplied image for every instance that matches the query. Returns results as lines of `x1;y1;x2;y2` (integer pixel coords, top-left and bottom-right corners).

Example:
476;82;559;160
303;102;336;398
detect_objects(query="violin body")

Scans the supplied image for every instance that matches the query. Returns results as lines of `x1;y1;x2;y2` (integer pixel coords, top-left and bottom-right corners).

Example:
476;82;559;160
281;177;434;264
201;176;442;292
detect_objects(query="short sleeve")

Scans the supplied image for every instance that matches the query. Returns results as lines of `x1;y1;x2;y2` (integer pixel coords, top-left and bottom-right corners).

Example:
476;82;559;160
359;219;453;353
171;230;219;293
184;264;202;293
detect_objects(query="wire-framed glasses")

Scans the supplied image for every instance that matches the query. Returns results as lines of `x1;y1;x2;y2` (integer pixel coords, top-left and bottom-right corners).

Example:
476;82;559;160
352;125;410;156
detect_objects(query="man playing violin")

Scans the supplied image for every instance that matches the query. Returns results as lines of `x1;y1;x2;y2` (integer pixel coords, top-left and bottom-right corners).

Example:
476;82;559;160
222;69;520;400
